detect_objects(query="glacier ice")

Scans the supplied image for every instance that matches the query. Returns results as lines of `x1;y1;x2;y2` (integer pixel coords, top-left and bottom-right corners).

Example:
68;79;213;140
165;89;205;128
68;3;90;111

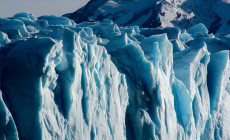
0;32;10;45
187;23;209;37
0;91;18;140
0;13;230;140
174;42;210;139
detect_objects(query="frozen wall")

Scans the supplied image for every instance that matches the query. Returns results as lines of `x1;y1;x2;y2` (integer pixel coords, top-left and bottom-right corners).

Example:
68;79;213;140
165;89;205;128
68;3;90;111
0;13;230;140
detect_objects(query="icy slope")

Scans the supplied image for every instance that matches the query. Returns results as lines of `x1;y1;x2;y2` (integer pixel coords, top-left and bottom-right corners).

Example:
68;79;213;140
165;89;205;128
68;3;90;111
67;0;230;34
0;13;230;140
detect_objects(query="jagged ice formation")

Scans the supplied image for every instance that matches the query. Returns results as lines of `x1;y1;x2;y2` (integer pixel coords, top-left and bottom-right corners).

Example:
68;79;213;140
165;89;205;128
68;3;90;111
0;13;230;140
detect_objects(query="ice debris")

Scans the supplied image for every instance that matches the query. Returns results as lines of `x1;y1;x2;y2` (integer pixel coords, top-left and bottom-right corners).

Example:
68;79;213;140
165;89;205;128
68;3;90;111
0;13;230;140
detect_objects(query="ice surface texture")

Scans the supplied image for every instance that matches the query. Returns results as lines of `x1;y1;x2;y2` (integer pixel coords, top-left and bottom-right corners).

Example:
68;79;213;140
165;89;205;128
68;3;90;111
0;13;230;140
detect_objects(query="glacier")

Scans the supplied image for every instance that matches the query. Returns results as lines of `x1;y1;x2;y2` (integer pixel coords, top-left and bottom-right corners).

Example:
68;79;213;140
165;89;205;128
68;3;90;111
0;12;230;140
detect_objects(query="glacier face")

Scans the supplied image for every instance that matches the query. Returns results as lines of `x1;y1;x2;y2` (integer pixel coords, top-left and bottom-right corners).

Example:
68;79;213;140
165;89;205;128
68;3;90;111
0;13;230;140
67;0;230;34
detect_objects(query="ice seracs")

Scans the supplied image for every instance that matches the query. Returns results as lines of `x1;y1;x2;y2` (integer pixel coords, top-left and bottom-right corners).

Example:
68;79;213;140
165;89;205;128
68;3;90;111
0;13;230;140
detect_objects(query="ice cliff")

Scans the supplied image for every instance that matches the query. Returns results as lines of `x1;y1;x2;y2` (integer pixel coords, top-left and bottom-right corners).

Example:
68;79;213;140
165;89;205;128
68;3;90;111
0;13;230;140
67;0;230;34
